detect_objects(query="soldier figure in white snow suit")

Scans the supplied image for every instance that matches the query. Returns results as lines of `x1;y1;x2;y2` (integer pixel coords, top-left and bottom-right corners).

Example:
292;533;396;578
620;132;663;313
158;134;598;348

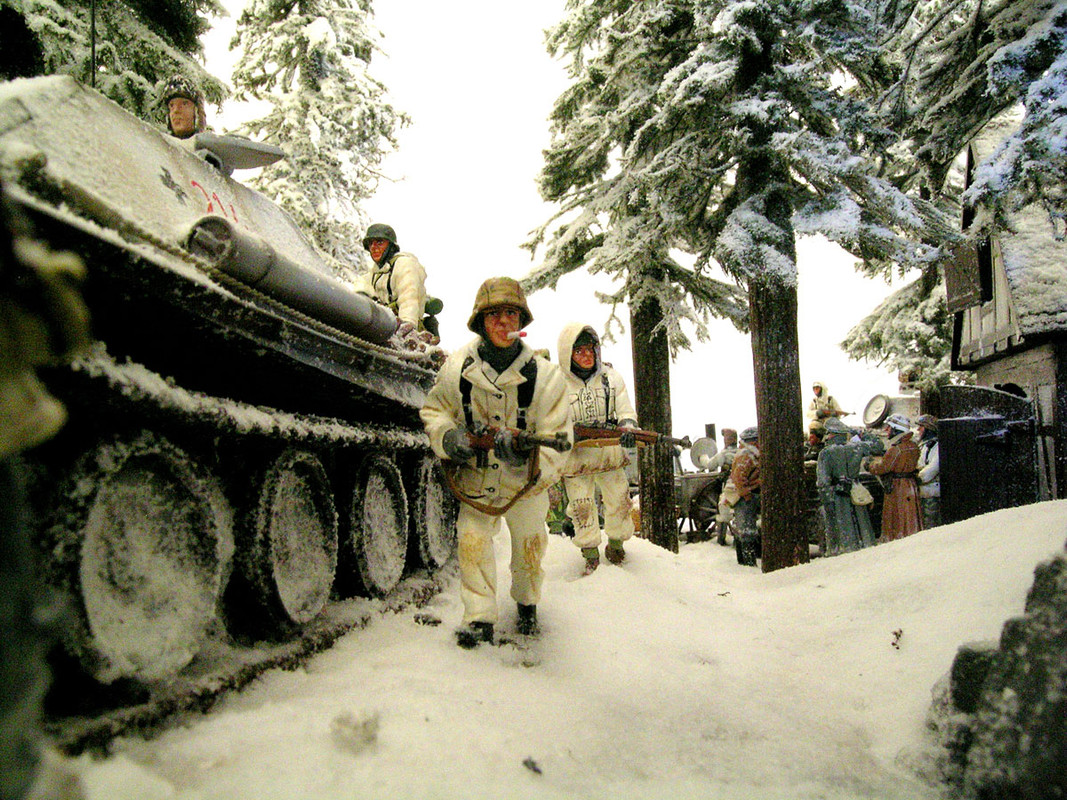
557;324;637;575
420;278;571;648
358;223;434;340
815;418;878;556
702;428;739;546
807;380;846;434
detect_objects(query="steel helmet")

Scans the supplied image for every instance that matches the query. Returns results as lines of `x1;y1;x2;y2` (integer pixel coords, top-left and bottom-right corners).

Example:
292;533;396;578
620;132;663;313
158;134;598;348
467;277;533;332
739;426;759;442
160;74;203;105
885;413;911;434
362;223;398;251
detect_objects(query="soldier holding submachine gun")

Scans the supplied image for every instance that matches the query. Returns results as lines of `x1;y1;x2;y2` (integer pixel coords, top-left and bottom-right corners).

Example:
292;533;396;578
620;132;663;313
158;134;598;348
421;278;571;648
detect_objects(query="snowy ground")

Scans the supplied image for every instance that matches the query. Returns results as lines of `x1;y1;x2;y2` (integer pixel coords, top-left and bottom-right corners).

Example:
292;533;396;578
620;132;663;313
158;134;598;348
66;501;1067;800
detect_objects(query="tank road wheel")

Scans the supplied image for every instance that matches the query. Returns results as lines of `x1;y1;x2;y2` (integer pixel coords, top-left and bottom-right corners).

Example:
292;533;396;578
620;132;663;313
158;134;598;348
409;457;457;571
688;482;721;543
233;449;338;636
340;454;409;598
48;433;233;684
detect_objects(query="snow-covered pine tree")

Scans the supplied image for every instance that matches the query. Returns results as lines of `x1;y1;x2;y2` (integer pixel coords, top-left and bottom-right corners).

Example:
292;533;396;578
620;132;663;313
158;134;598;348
840;0;1066;389
526;1;749;554
876;0;1066;202
531;0;953;570
842;267;955;391
230;0;407;276
0;0;225;124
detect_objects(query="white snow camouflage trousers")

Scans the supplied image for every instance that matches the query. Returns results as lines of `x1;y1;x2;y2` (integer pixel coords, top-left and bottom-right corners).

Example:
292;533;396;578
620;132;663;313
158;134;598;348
457;492;549;624
564;467;634;550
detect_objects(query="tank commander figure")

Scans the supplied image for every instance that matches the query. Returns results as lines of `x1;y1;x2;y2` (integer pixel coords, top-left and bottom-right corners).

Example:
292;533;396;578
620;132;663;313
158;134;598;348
807;380;846;433
159;75;208;140
420;277;571;648
359;224;439;343
557;324;637;575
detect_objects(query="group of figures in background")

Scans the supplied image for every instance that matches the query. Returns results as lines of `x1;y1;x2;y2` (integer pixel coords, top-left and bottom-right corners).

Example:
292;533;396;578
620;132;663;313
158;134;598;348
809;382;941;559
678;381;942;569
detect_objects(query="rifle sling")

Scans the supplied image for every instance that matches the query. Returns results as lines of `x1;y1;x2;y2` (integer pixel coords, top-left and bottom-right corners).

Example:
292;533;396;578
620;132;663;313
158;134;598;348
442;446;542;517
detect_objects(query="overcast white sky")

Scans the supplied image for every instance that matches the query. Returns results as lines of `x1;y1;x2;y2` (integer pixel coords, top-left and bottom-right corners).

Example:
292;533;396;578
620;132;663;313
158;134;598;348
205;0;907;448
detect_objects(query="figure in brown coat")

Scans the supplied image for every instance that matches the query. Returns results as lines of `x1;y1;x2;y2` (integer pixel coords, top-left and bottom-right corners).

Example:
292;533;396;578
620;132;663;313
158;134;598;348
729;426;761;566
868;413;923;542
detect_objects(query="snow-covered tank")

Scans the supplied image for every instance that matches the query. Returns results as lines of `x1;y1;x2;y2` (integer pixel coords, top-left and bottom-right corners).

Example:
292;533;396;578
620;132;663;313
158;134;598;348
0;76;455;685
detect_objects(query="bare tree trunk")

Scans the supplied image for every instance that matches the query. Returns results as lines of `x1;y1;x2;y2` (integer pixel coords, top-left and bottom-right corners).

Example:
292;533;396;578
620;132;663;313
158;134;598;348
630;292;677;553
749;277;808;571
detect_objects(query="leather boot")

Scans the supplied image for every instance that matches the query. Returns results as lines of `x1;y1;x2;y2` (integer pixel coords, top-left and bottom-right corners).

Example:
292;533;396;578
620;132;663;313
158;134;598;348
455;621;494;649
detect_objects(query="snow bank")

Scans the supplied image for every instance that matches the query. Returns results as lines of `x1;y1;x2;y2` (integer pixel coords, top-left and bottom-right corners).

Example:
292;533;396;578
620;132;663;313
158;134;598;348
70;501;1067;799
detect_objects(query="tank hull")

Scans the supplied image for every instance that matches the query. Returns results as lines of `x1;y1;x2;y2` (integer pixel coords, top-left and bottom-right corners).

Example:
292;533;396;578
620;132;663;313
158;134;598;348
1;76;455;691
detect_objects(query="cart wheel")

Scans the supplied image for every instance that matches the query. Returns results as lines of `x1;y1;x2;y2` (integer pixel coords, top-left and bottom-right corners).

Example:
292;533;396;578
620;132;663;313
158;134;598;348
688;482;720;542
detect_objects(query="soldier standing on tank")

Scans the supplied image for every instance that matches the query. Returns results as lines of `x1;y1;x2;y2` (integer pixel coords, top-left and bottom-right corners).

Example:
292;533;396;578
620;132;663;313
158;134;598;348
557;324;637;575
420;277;571;648
159;75;208;140
730;427;761;566
816;418;878;556
1;186;89;799
359;224;437;341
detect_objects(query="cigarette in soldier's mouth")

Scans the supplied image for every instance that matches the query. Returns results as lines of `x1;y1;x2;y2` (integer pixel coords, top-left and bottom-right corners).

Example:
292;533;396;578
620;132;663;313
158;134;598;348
507;331;527;339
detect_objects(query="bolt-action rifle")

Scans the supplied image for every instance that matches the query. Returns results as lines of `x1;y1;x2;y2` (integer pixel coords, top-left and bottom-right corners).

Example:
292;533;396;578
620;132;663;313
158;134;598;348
573;424;691;449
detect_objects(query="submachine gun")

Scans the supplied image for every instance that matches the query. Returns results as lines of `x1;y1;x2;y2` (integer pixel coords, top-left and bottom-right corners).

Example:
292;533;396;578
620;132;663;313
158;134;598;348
465;426;572;467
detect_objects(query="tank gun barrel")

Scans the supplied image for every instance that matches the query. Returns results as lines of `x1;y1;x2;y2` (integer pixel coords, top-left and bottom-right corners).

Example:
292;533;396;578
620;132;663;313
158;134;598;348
186;216;397;344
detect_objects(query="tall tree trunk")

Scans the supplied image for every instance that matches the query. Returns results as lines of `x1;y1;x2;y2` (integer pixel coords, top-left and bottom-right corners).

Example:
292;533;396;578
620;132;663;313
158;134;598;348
630;291;677;553
734;12;809;570
749;276;808;571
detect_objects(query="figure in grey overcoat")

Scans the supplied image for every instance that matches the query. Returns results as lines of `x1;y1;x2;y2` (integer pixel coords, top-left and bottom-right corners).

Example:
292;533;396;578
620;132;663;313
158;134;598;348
816;418;877;556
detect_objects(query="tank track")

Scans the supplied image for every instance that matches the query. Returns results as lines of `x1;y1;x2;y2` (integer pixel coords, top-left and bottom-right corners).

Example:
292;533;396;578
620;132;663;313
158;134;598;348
45;573;446;756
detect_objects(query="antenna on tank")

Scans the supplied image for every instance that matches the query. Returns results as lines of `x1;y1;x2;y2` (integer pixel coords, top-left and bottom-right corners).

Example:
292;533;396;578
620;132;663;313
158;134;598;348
90;0;96;87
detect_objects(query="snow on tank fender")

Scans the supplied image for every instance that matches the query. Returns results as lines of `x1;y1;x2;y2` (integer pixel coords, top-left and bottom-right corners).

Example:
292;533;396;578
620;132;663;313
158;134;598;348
186;215;398;343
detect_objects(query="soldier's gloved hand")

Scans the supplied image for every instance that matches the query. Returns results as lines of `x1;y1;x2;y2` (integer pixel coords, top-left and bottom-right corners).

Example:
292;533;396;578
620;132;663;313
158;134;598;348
442;427;475;462
493;428;530;467
618;420;638;449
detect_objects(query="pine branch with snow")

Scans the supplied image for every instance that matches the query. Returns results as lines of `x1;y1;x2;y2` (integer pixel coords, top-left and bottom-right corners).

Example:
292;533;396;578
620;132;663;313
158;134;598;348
2;0;226;123
230;0;408;276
